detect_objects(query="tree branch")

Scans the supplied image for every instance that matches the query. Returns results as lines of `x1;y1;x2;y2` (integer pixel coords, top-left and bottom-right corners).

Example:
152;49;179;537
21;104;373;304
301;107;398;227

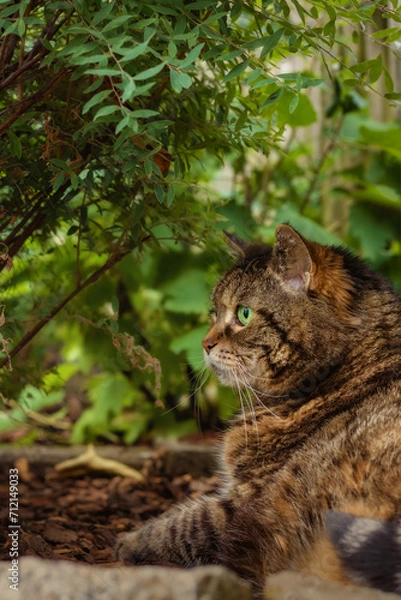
0;68;69;136
0;248;132;371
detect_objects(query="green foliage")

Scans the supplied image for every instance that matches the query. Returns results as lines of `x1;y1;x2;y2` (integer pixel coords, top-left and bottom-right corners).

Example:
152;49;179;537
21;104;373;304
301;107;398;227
0;0;400;444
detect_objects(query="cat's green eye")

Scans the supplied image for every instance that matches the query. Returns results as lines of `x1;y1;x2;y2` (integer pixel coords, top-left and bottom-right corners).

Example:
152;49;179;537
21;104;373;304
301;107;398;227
237;305;254;326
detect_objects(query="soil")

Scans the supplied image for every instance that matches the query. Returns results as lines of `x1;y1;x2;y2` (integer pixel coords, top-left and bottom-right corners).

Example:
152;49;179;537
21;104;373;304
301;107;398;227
0;448;220;567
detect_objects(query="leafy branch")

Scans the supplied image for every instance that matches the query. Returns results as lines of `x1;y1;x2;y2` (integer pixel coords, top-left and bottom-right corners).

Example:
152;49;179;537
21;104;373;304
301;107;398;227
0;247;132;371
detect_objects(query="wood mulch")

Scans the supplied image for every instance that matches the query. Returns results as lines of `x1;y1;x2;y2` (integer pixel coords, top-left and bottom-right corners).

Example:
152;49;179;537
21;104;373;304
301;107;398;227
0;448;220;567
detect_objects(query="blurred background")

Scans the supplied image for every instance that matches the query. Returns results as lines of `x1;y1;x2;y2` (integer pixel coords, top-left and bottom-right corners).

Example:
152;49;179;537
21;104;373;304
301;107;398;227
0;0;400;446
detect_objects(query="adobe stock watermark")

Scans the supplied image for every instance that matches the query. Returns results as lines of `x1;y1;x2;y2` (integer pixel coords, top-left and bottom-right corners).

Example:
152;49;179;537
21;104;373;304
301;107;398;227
8;467;19;591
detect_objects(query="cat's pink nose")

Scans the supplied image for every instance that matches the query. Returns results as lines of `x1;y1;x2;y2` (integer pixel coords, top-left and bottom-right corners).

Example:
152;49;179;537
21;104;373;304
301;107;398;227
202;337;217;354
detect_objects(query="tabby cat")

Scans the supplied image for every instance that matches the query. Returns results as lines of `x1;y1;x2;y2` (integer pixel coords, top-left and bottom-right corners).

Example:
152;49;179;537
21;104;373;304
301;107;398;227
116;224;401;596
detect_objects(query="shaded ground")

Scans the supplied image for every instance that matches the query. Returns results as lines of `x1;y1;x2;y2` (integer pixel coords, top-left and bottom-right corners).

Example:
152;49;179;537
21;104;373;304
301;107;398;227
0;450;219;566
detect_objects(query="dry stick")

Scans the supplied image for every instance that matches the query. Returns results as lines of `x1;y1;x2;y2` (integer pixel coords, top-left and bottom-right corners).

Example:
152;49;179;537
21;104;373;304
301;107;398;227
0;248;132;371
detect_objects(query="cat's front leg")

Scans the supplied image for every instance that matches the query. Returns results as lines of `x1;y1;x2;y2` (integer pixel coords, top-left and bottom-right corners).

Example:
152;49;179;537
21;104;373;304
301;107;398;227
116;495;228;567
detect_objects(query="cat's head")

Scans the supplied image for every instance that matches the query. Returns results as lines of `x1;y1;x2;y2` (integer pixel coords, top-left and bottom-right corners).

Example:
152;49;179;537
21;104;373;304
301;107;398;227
202;224;361;402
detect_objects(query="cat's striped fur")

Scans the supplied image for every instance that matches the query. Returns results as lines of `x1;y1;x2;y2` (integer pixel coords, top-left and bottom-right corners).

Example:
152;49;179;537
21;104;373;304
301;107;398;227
116;224;401;596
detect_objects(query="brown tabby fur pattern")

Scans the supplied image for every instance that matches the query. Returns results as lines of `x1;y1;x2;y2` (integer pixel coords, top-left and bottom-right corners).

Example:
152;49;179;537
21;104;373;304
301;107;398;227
116;224;401;596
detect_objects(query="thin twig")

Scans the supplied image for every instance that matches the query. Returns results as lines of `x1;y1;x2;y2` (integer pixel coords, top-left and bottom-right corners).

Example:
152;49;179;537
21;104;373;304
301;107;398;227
0;248;132;370
300;115;344;213
0;69;69;136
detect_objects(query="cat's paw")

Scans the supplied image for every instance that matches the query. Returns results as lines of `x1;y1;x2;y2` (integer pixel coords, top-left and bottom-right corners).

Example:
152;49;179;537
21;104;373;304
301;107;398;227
115;531;142;563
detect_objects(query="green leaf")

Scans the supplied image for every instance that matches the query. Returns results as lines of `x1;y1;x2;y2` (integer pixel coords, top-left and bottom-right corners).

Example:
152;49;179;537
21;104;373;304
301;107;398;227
383;66;394;94
274;204;344;246
323;19;336;41
144;159;153;177
369;54;383;84
19;385;64;412
83;76;105;94
371;26;401;40
7;130;22;158
289;94;299;114
85;68;122;77
300;76;324;88
349;203;397;263
91;3;114;26
155;184;165;203
115;113;136;134
101;15;133;33
243;35;275;50
359;124;401;160
130;109;159;118
72;373;131;442
82;90;111;114
385;92;401;100
260;87;283;109
203;43;226;61
121;416;149;445
222;60;249;83
203;11;229;24
170;69;192;93
231;1;243;19
250;77;276;90
121;77;137;103
351;58;377;74
170;325;208;371
163;269;210;314
119;41;150;63
133;62;165;81
93;105;120;120
353;184;401;209
260;28;285;59
53;172;65;191
168;40;177;58
245;67;263;84
186;0;217;9
166;184;175;207
179;42;204;68
215;49;242;62
111;296;119;313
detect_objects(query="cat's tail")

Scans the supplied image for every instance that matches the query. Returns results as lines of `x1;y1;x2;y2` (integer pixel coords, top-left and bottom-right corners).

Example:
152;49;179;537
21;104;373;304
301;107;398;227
324;510;401;595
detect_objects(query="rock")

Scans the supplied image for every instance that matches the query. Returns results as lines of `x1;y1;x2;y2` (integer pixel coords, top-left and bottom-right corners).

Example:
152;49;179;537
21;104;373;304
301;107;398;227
0;557;252;600
264;570;401;600
2;558;399;600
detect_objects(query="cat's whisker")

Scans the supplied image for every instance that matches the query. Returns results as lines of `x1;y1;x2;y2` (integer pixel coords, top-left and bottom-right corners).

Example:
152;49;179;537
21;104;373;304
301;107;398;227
158;365;211;421
232;375;249;447
243;386;260;445
229;363;261;446
234;366;258;420
235;364;284;422
235;361;289;397
192;366;212;425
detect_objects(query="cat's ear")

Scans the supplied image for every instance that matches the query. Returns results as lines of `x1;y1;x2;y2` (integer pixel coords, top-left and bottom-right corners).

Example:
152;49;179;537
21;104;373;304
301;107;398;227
223;231;254;258
273;224;313;292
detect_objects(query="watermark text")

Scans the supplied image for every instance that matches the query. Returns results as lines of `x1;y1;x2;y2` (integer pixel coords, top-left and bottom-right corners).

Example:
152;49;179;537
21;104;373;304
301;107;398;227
8;468;19;591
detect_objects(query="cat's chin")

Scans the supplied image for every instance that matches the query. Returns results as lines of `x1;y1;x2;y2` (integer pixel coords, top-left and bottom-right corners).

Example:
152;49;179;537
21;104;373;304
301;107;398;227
210;365;235;386
204;357;238;387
